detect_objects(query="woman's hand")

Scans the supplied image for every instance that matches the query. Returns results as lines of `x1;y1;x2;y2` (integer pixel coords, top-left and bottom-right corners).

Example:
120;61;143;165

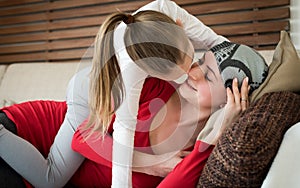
213;77;250;142
223;77;250;125
201;77;250;145
132;150;190;177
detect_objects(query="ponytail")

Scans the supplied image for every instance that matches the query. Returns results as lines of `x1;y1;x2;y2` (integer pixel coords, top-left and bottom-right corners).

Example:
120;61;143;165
86;13;129;136
85;10;190;137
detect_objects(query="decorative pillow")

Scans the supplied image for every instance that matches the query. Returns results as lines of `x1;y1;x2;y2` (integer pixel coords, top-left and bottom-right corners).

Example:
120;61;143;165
250;31;300;102
198;91;300;187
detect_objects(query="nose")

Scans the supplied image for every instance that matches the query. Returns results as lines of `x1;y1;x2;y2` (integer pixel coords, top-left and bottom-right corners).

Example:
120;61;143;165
188;65;204;81
190;61;198;69
186;60;199;77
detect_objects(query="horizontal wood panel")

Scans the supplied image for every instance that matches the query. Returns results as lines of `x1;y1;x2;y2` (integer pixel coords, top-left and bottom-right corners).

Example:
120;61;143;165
0;17;103;35
0;13;47;26
228;33;280;47
0;49;92;63
0;0;290;64
0;27;99;44
0;0;43;7
0;0;151;17
184;0;289;15
199;7;290;25
0;38;94;54
213;21;289;36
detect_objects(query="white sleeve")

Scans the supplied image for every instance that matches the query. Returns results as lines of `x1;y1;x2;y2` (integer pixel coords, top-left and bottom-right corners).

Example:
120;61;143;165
112;20;148;187
112;64;147;188
138;0;228;49
0;66;90;188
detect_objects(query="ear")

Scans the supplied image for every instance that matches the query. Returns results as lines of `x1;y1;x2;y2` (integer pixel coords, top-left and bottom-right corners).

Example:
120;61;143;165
176;19;183;27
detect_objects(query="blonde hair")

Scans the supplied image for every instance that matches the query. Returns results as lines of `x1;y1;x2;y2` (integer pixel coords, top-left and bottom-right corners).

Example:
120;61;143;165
86;10;190;136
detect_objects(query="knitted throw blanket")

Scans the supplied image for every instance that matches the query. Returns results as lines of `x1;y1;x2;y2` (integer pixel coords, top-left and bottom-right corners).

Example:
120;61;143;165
198;91;300;188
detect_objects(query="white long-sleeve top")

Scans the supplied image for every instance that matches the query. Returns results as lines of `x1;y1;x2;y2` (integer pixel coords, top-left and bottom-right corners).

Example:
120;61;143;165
111;0;227;187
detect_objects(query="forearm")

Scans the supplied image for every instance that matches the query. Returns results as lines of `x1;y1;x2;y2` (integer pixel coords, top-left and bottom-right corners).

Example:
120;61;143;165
133;150;176;167
138;0;228;49
133;150;181;177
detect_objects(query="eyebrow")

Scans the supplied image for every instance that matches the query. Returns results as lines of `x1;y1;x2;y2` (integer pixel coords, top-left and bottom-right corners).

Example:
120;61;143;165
198;53;205;66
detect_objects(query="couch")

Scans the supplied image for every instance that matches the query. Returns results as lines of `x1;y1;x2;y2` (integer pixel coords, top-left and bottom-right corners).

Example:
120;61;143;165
0;48;299;187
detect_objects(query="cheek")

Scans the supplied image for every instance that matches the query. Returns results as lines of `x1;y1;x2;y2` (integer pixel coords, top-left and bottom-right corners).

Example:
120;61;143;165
211;84;227;106
196;82;226;109
179;84;199;106
196;83;212;107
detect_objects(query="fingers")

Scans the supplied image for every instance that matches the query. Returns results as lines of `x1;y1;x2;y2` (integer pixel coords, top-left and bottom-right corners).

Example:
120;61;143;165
240;77;249;111
232;78;241;106
227;77;249;111
175;19;183;27
177;151;191;158
226;87;234;104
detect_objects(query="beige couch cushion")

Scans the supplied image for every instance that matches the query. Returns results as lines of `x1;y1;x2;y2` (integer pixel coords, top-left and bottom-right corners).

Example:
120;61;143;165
258;50;274;66
0;62;88;106
0;65;7;84
251;31;300;102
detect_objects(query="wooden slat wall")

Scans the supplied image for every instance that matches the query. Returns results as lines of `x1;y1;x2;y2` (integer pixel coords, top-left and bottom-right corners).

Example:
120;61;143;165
0;0;290;64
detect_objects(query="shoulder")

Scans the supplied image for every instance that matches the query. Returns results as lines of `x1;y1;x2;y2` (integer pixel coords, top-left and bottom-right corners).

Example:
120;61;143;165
66;65;91;105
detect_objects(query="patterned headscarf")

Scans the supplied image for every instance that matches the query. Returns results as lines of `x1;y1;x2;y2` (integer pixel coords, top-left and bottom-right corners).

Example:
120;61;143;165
210;41;269;94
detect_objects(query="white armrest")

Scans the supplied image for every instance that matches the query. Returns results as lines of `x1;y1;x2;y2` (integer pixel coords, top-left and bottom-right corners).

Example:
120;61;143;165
262;122;300;188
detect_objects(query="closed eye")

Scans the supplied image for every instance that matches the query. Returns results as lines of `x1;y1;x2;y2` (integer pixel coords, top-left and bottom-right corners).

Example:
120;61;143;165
207;65;217;80
204;71;212;82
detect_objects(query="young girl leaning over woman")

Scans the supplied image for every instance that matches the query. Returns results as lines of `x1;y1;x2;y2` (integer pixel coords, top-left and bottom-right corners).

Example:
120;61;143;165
0;0;227;187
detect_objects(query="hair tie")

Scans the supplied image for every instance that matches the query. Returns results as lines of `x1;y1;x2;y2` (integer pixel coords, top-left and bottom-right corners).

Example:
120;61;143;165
123;14;135;25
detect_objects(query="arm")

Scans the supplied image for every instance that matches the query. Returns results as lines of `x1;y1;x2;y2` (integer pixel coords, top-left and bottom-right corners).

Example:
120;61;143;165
72;125;185;177
138;0;228;49
0;66;91;188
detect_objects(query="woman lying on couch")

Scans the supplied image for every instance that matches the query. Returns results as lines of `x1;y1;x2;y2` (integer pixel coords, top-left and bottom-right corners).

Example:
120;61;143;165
71;41;268;188
0;39;268;187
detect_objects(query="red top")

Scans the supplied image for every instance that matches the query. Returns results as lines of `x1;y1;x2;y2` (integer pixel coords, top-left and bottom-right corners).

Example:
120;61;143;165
1;100;67;157
1;100;67;187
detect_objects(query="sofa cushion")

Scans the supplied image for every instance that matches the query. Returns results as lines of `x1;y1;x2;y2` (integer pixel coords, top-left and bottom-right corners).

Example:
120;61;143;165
250;31;300;102
0;62;88;106
258;50;274;66
198;91;300;187
0;65;7;84
261;122;300;188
